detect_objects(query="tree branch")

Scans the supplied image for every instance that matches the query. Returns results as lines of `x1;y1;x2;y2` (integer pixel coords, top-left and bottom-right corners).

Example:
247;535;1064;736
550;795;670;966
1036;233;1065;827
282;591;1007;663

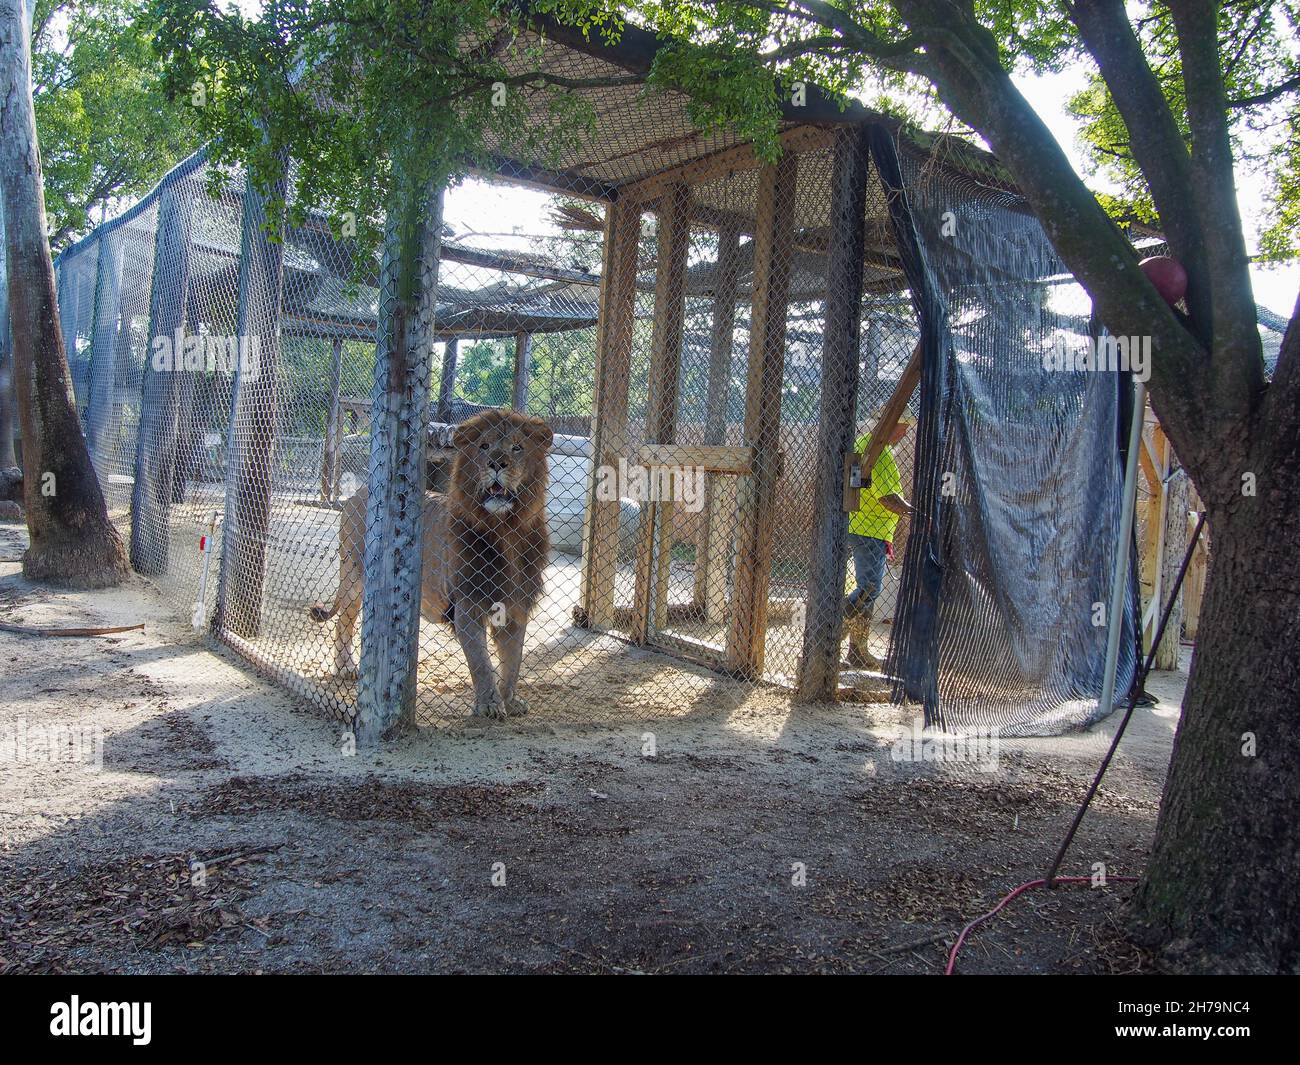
1068;0;1212;349
886;0;1221;494
1229;73;1300;108
1169;0;1266;414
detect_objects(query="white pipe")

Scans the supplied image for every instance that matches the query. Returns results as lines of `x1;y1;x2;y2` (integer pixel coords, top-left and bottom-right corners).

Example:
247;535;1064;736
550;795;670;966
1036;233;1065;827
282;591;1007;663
1098;377;1147;717
192;512;218;631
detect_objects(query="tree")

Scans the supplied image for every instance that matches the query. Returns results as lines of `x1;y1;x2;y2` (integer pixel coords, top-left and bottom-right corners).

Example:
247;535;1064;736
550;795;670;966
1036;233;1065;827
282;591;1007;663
612;0;1299;974
30;0;198;252
1;0;130;585
458;340;514;407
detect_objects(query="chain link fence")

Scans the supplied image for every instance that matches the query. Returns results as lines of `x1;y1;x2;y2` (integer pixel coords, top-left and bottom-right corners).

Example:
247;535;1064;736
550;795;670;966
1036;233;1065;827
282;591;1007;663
50;18;1232;736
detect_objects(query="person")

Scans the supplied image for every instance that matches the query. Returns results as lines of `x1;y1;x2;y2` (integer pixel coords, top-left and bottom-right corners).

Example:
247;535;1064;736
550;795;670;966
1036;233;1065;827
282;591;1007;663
844;419;914;668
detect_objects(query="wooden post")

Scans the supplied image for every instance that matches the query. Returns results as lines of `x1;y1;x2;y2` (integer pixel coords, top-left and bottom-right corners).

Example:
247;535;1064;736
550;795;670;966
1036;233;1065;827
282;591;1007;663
1142;422;1169;652
632;182;690;643
321;335;344;502
511;331;532;411
130;182;194;575
354;178;444;744
1183;501;1208;641
435;337;458;423
846;340;922;511
577;197;639;629
726;156;798;677
213;160;288;636
798;128;871;701
1155;462;1190;670
694;222;742;621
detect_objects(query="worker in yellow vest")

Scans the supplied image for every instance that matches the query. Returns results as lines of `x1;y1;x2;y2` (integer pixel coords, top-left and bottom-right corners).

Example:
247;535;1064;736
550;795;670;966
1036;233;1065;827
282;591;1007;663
845;419;914;669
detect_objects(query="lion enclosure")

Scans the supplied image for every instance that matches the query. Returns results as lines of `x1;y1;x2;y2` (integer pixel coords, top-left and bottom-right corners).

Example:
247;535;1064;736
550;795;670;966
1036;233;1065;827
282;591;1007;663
48;14;1223;740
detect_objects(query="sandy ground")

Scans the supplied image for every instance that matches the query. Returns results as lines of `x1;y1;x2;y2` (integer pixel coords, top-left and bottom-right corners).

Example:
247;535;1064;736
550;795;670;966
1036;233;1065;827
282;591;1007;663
0;520;1189;974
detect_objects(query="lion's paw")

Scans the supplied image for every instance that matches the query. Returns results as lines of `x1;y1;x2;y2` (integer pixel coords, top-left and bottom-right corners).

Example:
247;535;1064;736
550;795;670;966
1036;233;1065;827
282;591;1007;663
504;695;530;717
472;693;508;720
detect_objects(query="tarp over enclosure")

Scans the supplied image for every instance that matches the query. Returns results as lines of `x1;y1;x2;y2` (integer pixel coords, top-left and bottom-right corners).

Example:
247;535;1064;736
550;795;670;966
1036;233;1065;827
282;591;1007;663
49;11;1167;736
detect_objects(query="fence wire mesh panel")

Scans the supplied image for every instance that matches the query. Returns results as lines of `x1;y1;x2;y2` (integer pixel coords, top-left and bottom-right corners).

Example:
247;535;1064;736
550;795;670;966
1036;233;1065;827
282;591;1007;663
877;132;1139;736
51;18;1175;737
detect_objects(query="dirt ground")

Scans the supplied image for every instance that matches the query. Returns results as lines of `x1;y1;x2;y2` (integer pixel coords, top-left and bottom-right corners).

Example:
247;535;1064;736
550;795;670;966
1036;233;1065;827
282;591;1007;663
0;521;1187;974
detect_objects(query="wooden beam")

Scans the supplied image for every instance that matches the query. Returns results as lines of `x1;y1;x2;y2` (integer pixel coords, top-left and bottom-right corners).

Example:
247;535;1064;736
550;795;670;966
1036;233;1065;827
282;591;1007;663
1155;465;1190;670
623;125;834;205
695;222;743;621
435;337;458;424
638;443;753;475
213;158;288;636
1142;424;1170;653
845;340;922;512
577;196;640;629
86;234;124;460
130;181;195;576
468;154;619;203
798;127;871;702
511;331;532;410
632;182;691;644
726;155;798;677
321;335;344;503
1138;431;1160;492
440;242;602;287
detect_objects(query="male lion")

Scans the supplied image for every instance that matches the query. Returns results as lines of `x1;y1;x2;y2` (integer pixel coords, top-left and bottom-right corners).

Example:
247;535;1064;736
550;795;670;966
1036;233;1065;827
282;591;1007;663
310;408;553;719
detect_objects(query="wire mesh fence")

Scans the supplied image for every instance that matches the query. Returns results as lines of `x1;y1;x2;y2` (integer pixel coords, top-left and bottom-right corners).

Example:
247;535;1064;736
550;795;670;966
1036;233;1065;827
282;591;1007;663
51;18;1221;737
53;124;924;731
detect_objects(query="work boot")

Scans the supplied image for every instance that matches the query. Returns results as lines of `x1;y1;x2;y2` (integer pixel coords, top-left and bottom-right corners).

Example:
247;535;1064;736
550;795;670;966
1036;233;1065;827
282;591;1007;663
843;605;882;670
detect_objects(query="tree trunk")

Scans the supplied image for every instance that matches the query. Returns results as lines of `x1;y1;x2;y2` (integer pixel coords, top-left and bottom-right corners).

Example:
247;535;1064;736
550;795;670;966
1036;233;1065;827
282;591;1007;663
1131;439;1300;973
0;0;128;586
0;213;16;470
0;317;16;470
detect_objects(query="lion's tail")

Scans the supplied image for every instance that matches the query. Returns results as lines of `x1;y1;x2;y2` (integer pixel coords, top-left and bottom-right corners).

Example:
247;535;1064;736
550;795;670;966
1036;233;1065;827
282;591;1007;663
309;600;338;622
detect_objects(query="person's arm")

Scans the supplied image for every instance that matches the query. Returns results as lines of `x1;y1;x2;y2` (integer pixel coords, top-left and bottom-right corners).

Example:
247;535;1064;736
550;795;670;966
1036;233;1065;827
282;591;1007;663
878;492;914;517
872;448;911;516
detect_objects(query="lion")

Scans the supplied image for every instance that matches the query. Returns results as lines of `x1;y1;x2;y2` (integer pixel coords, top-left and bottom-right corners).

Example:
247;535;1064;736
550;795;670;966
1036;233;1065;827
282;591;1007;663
310;408;553;719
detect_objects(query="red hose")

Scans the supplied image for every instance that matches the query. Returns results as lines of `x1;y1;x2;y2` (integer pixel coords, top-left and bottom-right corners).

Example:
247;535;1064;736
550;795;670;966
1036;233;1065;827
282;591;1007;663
944;875;1139;974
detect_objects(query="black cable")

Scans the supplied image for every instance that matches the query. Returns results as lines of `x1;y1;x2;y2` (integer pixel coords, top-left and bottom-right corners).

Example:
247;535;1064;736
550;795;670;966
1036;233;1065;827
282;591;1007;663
1045;510;1208;888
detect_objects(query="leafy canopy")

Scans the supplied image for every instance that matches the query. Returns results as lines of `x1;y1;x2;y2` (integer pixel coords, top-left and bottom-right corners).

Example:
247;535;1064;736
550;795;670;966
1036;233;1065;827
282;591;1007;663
1064;0;1299;260
32;0;198;250
146;0;641;251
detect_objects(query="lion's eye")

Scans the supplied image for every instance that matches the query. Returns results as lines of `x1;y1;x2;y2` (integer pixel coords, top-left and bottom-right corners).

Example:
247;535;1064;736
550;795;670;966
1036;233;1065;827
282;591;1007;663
511;444;522;453
479;442;489;451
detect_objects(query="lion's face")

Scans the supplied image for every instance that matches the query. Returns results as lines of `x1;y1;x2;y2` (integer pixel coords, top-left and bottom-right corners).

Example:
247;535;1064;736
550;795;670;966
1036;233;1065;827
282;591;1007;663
451;410;553;519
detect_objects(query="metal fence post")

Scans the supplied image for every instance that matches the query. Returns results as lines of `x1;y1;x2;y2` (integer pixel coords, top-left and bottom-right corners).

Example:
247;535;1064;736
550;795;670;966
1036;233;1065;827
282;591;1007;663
798;127;871;701
214;163;289;638
87;234;124;463
130;184;194;575
354;180;444;744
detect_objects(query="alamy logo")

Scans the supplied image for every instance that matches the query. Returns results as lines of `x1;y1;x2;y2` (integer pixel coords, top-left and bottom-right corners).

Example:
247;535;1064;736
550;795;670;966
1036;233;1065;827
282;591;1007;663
1042;334;1151;382
891;718;1000;772
593;458;706;512
0;717;103;770
50;996;151;1045
151;328;260;379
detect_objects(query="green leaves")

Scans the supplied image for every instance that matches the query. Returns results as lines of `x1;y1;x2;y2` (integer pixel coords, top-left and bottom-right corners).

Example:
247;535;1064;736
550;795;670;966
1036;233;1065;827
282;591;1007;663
32;0;198;250
1065;0;1299;260
145;0;623;265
